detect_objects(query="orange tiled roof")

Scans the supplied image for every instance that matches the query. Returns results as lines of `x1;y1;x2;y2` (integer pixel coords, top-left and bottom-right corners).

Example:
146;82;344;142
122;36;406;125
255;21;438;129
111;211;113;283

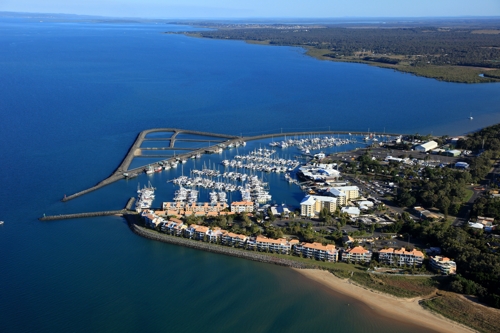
346;246;369;254
303;242;336;251
231;201;254;206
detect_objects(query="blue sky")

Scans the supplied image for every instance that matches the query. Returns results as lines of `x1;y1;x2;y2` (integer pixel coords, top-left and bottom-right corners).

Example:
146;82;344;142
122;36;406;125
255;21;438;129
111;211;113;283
2;0;500;18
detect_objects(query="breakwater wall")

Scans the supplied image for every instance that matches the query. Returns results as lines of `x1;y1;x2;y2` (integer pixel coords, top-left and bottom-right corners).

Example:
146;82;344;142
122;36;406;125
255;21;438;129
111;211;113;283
61;127;405;202
125;197;135;211
39;210;126;221
127;218;311;269
242;130;402;142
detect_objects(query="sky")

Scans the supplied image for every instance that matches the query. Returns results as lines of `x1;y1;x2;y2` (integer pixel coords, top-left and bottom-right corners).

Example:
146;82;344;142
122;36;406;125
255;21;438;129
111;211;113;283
2;0;500;19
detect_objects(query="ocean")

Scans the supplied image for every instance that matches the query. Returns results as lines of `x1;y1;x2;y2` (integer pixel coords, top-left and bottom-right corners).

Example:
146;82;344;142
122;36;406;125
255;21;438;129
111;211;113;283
0;16;499;332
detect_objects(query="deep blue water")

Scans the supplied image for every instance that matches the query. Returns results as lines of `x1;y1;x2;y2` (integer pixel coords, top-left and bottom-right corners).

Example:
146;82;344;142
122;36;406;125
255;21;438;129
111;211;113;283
1;17;499;333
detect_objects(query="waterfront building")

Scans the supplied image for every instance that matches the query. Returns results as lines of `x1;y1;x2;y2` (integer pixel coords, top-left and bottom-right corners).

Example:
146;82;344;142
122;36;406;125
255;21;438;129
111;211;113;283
378;247;424;267
162;218;186;236
300;195;337;218
342;246;372;263
415;140;438;152
294;242;338;262
221;232;248;247
207;227;225;242
194;225;210;240
162;201;228;217
141;210;166;229
230;201;254;213
430;256;457;275
252;236;297;254
184;224;201;239
298;164;340;181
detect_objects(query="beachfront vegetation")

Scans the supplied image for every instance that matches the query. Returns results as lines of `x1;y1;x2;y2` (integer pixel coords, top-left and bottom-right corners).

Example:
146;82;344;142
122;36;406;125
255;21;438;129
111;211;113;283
341;123;500;309
421;291;500;333
331;269;439;298
177;22;500;83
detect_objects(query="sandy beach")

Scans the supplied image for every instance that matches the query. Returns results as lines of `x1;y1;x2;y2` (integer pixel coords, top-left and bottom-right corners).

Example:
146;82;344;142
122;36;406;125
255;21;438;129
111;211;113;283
295;269;476;333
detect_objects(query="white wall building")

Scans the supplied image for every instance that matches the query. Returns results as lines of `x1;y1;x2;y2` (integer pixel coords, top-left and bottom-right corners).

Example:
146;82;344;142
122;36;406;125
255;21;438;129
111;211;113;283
300;195;337;217
415;140;438;152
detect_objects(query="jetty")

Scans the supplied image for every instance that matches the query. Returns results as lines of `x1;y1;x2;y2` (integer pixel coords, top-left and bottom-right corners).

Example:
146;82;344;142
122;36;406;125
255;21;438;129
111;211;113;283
40;198;136;221
61;127;402;202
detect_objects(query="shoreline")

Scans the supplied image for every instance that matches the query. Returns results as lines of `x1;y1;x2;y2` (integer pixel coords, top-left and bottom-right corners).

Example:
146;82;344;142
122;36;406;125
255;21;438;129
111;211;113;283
294;268;477;333
126;215;312;269
176;32;500;84
127;214;478;332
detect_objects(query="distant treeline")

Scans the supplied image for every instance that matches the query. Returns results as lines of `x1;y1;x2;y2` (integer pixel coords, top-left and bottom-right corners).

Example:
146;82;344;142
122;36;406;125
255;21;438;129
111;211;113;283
192;27;500;68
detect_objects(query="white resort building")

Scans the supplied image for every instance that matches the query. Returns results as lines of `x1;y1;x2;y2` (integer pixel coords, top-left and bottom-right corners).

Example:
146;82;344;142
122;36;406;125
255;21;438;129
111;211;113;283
300;195;337;218
430;256;457;275
378;247;424;267
294;242;338;262
342;246;372;263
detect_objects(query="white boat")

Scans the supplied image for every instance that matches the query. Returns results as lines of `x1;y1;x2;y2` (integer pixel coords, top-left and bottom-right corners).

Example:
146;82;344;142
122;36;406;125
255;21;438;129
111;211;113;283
0;221;4;225
469;113;473;120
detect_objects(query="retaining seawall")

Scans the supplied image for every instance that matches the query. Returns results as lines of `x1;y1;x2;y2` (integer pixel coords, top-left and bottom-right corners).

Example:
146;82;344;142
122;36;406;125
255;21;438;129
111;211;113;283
126;216;311;269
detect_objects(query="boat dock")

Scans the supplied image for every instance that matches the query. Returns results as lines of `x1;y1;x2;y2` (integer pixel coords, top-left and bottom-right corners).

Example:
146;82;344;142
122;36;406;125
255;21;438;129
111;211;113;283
61;128;402;202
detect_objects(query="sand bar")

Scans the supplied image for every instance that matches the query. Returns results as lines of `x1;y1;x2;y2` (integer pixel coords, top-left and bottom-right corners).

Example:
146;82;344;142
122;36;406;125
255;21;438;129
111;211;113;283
295;269;476;333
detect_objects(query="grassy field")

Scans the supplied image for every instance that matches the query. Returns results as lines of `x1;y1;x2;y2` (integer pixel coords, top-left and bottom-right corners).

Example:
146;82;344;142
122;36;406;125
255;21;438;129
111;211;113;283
421;292;500;333
464;188;475;202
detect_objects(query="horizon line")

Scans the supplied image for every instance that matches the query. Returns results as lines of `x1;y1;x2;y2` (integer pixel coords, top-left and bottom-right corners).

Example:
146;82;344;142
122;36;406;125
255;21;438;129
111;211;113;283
2;11;500;21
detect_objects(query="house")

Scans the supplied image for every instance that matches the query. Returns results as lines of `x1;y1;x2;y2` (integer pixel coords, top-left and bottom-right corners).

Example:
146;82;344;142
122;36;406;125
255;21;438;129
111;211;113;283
378;247;424;267
342;246;372;263
430;256;457;275
414;206;440;220
294;242;338;262
476;216;496;232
